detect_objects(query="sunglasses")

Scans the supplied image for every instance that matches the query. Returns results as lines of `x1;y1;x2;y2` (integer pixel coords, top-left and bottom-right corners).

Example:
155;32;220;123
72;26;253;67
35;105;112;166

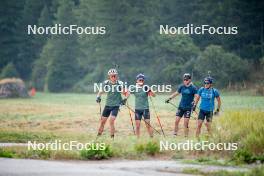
110;75;117;78
183;79;189;81
204;82;210;85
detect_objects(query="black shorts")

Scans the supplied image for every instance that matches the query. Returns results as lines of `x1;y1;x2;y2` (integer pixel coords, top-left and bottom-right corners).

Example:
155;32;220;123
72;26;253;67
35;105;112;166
176;107;191;118
198;109;213;122
102;106;119;118
135;109;150;120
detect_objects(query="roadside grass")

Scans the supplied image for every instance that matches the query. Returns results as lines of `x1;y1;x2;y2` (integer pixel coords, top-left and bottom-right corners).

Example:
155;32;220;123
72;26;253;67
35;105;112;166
182;165;264;176
0;92;263;163
213;110;264;164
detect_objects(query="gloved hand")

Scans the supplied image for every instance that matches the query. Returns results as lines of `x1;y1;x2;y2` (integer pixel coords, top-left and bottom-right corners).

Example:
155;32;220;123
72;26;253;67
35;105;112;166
96;96;101;103
165;98;171;103
214;108;220;115
120;98;127;105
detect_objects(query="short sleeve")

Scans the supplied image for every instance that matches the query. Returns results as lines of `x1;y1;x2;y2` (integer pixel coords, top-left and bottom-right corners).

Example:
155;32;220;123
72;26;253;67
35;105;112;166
214;89;220;97
177;84;183;93
198;88;203;96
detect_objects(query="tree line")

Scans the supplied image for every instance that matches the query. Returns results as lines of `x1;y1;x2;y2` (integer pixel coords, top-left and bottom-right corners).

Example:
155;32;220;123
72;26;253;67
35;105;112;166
0;0;263;92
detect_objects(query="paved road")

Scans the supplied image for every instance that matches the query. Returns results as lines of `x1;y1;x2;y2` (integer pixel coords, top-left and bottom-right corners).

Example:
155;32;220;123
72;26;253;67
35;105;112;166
0;158;248;176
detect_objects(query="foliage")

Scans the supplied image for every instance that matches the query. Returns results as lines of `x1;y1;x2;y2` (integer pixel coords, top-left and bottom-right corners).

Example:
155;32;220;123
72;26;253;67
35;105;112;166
0;148;14;158
194;45;249;87
0;63;19;79
45;0;81;92
1;0;264;91
135;141;160;156
214;110;264;163
80;145;113;160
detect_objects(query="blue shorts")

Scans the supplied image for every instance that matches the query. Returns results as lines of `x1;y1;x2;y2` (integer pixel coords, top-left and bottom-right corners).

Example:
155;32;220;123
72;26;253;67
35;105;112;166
102;106;119;117
135;109;150;120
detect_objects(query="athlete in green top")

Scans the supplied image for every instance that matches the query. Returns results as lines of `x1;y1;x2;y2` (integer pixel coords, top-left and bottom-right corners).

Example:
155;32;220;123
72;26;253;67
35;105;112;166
128;73;155;138
96;68;128;138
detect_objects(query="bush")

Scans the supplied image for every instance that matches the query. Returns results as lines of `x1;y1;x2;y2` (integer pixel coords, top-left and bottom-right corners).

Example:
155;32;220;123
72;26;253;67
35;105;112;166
233;149;264;164
80;145;113;160
145;141;160;155
233;149;255;164
0;63;19;79
135;141;160;156
0;148;14;158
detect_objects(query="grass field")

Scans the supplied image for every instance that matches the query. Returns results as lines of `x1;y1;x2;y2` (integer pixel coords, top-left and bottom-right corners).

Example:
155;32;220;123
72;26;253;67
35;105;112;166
0;92;263;162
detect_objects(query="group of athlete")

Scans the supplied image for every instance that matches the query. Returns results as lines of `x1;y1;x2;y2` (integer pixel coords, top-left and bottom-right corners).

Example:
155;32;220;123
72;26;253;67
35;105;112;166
96;68;221;139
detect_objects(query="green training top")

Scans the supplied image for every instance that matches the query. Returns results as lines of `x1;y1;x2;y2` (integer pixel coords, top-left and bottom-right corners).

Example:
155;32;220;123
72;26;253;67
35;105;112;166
103;80;123;106
131;85;149;110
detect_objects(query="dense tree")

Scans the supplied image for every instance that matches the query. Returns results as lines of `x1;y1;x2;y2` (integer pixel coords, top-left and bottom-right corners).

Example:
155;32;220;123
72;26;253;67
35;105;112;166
45;0;81;92
0;0;24;70
0;0;263;90
194;45;249;87
0;62;19;79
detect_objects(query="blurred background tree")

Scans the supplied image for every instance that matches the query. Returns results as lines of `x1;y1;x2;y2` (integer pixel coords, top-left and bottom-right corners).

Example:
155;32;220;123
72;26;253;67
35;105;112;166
0;0;263;92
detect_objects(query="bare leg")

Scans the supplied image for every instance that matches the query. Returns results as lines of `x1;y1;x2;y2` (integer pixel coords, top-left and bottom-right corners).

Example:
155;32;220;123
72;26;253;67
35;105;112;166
205;121;212;136
184;117;190;137
109;116;116;137
174;116;181;135
98;117;108;135
196;120;203;138
144;119;153;137
135;120;141;138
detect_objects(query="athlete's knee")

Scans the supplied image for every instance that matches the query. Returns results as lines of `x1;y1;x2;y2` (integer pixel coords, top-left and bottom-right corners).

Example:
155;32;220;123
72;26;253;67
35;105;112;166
184;118;189;126
109;117;115;125
205;122;210;127
175;117;181;123
101;117;107;124
197;122;203;128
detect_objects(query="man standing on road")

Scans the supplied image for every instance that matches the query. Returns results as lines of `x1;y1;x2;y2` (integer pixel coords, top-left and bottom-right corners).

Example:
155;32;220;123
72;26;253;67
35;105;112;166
192;77;221;139
165;73;197;137
96;68;128;138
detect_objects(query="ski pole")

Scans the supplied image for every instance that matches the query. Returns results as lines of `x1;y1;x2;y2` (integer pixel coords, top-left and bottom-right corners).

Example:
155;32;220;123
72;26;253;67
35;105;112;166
127;102;136;135
124;104;161;135
168;101;198;119
98;102;102;120
150;97;166;137
169;102;178;108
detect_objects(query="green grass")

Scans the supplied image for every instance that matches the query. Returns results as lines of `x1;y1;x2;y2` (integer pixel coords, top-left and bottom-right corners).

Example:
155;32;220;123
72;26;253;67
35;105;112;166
182;166;264;176
0;92;263;163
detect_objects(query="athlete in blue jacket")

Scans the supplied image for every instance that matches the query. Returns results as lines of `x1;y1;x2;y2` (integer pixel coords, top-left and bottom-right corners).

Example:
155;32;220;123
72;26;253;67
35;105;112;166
193;77;221;138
